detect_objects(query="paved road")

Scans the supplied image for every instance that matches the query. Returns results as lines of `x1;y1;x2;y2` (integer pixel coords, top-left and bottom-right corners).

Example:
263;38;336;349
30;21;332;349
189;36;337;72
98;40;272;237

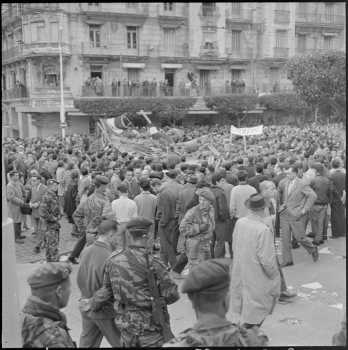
15;236;345;347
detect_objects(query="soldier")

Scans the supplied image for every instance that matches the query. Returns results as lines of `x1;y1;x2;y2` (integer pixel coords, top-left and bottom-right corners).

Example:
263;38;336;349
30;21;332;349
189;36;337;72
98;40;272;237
22;262;76;348
163;259;268;347
39;179;61;262
84;217;180;347
68;175;110;264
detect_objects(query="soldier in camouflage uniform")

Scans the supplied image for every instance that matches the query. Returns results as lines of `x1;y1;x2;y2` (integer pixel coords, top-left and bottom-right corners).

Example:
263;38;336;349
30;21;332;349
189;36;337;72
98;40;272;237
163;259;269;347
22;262;76;348
86;217;180;347
179;188;215;271
69;175;111;264
39;179;61;262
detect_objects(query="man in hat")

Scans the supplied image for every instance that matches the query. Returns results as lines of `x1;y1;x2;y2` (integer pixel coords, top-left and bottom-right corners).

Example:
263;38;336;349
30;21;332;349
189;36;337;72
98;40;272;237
22;262;75;347
85;217;179;347
309;162;333;245
69;175;111;264
77;219;121;347
39;179;61;262
179;188;215;271
6;170;26;243
163;259;268;347
230;193;280;328
176;173;198;224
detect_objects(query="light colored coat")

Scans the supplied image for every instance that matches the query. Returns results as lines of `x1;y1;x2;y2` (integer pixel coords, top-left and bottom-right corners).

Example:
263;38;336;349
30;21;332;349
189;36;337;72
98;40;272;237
30;183;47;218
230;213;280;325
278;177;317;219
7;181;25;223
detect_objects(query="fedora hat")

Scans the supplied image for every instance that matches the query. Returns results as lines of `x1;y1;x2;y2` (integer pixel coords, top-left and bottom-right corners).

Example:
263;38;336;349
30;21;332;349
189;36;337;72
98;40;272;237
245;193;266;211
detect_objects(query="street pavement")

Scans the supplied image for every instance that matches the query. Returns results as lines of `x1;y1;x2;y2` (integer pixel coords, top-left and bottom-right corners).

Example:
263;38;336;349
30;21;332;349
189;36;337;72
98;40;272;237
15;232;345;347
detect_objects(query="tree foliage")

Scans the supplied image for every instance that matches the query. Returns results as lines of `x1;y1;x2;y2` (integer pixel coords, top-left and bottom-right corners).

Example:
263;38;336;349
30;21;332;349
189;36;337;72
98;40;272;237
258;93;310;113
286;50;346;116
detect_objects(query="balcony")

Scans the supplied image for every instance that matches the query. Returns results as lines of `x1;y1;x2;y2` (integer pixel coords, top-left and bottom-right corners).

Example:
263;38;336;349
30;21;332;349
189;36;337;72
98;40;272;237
80;80;251;98
225;8;253;23
273;47;289;58
295;48;336;55
29;87;74;109
198;4;220;24
158;4;187;17
296;12;345;28
274;10;290;24
2;42;72;63
22;3;59;13
80;42;154;57
2;86;28;100
227;47;253;60
199;42;219;58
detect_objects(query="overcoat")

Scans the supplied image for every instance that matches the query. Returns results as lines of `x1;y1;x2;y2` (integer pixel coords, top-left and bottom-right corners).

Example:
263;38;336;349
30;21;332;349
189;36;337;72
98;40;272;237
230;214;280;325
7;181;25;223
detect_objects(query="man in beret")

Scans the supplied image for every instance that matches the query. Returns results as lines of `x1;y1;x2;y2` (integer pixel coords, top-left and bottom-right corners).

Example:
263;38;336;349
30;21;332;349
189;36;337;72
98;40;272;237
86;217;179;347
68;175;110;264
22;262;76;347
179;188;215;271
230;193;280;328
163;259;268;347
39;179;61;262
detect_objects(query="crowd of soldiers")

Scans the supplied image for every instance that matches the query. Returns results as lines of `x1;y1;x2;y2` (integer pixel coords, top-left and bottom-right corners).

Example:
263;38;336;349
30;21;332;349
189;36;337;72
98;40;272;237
3;121;346;347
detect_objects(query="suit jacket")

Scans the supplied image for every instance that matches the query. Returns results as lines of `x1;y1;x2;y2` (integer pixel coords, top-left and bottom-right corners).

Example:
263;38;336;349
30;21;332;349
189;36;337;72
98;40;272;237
329;170;346;199
30;183;47;218
278;177;317;219
248;174;269;192
176;183;196;223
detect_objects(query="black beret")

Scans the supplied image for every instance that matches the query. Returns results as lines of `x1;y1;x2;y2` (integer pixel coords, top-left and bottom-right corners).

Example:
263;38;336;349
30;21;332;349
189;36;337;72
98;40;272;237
181;259;231;295
47;179;59;185
126;217;152;236
28;263;72;289
95;175;109;186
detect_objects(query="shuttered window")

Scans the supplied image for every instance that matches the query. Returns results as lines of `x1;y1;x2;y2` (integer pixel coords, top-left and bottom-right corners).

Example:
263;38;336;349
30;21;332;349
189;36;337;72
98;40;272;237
163;28;176;54
297;34;306;52
231;30;241;51
127;26;137;49
89;25;101;48
323;35;333;50
275;30;287;48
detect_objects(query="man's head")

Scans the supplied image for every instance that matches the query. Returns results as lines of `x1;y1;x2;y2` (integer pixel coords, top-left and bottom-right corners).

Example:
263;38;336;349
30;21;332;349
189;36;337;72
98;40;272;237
259;180;277;200
182;259;232;317
9;170;19;182
141;169;150;180
47;179;59;193
139;178;151;192
196;188;214;211
125;169;133;182
31;175;40;186
125;217;152;246
255;163;264;175
95;175;109;195
150;178;162;194
134;167;142;181
287;165;299;181
237;170;248;183
117;183;128;196
27;263;72;309
98;218;118;246
245;193;266;216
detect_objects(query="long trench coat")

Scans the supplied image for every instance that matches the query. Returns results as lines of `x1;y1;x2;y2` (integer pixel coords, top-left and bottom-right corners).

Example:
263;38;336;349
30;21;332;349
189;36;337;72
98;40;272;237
229;213;280;325
7;181;25;223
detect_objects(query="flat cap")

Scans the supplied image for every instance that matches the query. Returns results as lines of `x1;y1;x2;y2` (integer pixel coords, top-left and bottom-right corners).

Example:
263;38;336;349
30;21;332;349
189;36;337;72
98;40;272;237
47;179;59;185
95;175;109;186
181;259;231;295
126;217;153;235
196;188;215;204
28;263;72;290
311;162;324;174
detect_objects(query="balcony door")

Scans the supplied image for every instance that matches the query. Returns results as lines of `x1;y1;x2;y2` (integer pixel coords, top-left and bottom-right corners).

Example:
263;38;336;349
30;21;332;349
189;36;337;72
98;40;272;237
90;65;103;79
164;69;175;96
297;34;306;53
89;25;101;48
199;70;211;95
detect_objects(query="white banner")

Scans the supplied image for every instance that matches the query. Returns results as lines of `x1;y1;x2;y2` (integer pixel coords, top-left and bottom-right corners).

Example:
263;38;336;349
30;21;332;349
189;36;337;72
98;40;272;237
230;125;263;136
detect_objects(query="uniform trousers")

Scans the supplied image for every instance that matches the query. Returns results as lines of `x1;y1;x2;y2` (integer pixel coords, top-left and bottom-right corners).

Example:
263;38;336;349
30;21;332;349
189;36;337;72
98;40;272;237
309;204;328;243
186;235;211;271
45;228;59;262
280;213;316;265
159;220;179;268
79;313;121;348
121;329;165;347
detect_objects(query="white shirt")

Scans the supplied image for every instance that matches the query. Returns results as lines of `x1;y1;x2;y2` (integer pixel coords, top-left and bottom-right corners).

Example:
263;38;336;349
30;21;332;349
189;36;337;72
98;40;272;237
111;195;138;224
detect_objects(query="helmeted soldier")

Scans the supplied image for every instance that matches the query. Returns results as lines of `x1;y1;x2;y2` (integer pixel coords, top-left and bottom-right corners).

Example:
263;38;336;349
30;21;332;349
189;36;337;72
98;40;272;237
85;217;180;347
163;259;269;347
22;262;76;348
39;179;61;262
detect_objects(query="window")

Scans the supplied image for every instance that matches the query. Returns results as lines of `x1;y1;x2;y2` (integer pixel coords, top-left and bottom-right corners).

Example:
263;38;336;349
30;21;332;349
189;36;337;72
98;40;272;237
231;30;241;51
10;71;16;88
231;69;242;80
89;25;101;48
275;30;287;48
90;65;103;79
297;34;306;52
37;23;45;42
163;28;176;54
127;68;139;81
49;22;58;42
325;4;335;23
43;65;59;87
164;3;173;11
13;29;22;46
323;35;333;50
127;26;137;49
202;2;216;17
231;3;242;16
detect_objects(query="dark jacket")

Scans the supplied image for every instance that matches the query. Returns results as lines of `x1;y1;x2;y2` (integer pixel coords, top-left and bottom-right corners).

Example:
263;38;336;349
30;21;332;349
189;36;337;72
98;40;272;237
248;174;269;192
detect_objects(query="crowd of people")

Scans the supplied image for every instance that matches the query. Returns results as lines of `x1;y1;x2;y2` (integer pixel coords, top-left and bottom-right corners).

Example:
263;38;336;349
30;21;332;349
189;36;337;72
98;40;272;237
3;121;346;347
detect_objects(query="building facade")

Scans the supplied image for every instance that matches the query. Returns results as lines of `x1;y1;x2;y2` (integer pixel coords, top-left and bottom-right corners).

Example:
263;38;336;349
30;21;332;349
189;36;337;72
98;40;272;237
2;2;346;138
